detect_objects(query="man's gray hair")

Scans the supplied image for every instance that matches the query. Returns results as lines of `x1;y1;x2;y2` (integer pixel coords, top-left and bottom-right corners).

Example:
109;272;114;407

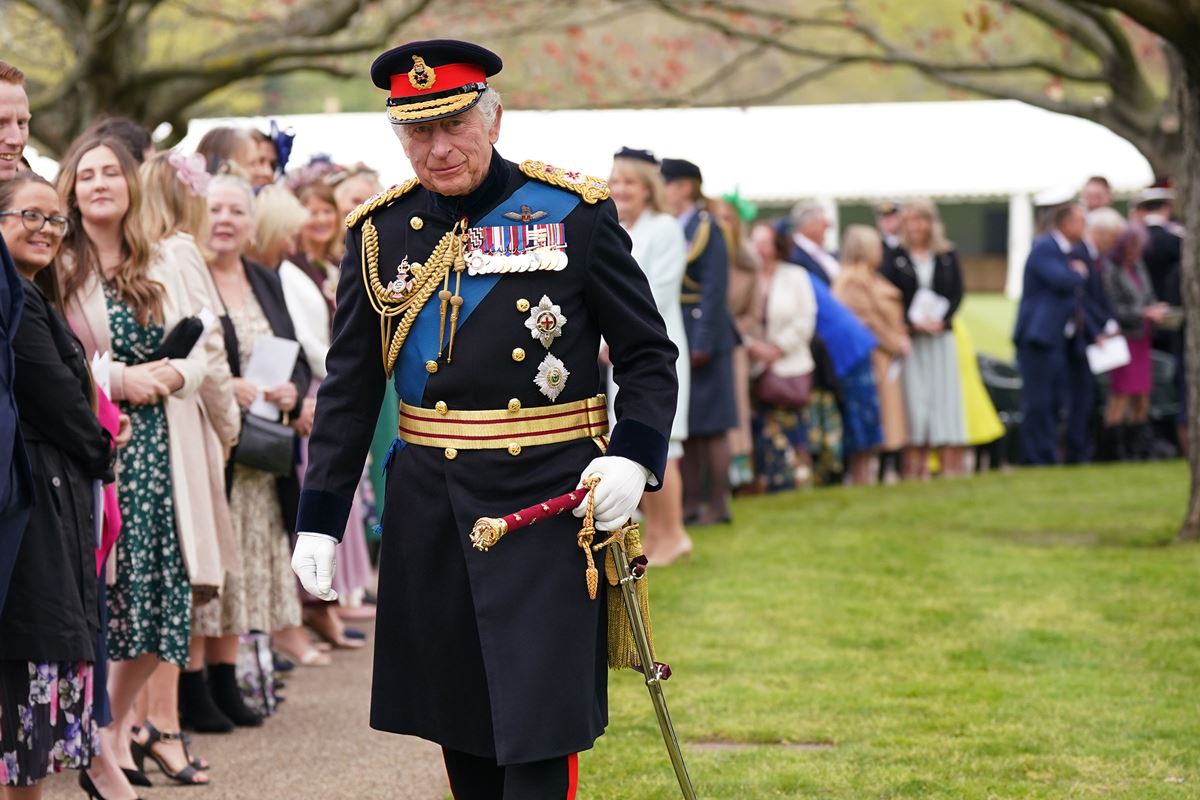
392;89;503;146
790;201;824;229
1086;206;1127;233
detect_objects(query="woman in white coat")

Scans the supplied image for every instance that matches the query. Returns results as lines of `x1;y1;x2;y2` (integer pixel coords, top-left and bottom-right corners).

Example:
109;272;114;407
608;148;692;564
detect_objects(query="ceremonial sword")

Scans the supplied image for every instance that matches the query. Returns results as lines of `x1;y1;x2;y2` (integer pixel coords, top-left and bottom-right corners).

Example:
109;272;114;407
470;481;699;800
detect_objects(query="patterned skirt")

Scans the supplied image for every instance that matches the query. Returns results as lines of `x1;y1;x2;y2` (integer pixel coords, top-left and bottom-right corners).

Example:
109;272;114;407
0;661;98;786
805;389;844;485
751;403;807;492
840;359;884;456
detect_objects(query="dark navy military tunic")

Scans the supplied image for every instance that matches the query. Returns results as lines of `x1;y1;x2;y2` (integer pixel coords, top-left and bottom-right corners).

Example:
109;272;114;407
680;208;738;436
297;152;677;765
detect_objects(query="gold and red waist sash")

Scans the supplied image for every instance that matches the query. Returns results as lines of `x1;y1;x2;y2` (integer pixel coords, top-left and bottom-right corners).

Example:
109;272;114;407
398;394;609;454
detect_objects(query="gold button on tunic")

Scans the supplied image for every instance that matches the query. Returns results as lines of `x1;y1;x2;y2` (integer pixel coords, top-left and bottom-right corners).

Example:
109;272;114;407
444;447;458;460
516;298;530;313
512;348;526;362
410;216;424;230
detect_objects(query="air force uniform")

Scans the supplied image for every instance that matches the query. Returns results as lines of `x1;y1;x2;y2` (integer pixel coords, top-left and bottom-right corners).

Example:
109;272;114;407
295;40;678;784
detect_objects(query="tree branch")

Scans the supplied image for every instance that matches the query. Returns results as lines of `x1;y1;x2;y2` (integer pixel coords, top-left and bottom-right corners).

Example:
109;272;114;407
1074;0;1182;41
650;0;1106;83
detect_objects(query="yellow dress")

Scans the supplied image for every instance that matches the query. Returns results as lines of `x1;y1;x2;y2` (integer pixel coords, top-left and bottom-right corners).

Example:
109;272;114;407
953;317;1005;446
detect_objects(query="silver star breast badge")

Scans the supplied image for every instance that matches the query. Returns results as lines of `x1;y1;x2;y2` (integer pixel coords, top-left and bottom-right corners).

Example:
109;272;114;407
524;294;567;349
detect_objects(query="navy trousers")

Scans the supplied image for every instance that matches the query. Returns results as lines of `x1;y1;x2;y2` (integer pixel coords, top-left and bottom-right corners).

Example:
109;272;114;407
444;748;577;800
1017;342;1066;465
1063;339;1096;464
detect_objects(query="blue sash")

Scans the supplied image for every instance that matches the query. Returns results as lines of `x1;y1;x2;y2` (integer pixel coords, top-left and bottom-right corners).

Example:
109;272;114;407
383;180;580;472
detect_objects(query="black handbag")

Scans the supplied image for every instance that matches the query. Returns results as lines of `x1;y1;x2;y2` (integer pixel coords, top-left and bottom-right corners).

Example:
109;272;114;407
755;368;812;409
150;316;204;360
233;413;295;476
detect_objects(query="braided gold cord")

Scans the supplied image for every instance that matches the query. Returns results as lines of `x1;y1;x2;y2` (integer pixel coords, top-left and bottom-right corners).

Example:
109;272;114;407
685;213;711;264
387;92;480;123
359;216;459;375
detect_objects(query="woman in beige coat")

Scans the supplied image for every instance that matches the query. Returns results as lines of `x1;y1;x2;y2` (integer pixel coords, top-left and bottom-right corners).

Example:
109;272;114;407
832;225;910;482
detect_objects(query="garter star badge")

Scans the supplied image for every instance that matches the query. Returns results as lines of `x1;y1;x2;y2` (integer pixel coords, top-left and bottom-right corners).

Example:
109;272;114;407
525;295;566;349
533;354;570;402
408;56;436;90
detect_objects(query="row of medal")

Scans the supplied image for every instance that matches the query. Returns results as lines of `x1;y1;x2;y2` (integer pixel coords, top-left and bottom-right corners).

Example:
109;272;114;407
465;222;568;276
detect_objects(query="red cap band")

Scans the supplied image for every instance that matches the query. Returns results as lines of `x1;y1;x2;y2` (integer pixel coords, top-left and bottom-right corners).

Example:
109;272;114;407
390;62;487;98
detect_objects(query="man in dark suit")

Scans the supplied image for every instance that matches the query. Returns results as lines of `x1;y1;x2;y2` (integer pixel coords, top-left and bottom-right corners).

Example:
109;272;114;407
661;157;738;524
787;201;839;285
1013;203;1090;465
0;60;33;615
292;40;677;795
1134;189;1185;446
1064;211;1121;463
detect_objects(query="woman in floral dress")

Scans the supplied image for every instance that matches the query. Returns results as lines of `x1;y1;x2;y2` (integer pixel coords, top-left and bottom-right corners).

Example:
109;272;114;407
59;137;204;800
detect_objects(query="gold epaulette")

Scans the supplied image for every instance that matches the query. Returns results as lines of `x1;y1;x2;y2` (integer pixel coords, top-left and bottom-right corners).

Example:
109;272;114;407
345;178;421;229
519;160;610;204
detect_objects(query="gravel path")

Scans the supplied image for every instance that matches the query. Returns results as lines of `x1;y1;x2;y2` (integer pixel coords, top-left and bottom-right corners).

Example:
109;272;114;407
44;622;447;800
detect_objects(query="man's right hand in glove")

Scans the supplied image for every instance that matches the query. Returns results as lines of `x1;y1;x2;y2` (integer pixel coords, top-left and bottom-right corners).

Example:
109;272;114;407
291;532;339;601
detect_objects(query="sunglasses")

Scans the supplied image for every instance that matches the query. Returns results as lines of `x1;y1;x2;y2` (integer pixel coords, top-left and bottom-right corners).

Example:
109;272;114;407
0;209;70;237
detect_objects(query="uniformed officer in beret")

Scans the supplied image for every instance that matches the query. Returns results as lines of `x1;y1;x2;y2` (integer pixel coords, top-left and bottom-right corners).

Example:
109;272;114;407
660;158;738;525
290;39;677;798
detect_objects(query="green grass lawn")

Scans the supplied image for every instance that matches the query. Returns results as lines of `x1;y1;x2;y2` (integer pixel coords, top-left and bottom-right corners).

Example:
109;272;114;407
959;293;1017;362
584;462;1200;799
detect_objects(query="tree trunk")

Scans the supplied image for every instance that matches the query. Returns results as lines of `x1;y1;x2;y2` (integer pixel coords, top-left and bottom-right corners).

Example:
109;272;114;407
1174;46;1200;542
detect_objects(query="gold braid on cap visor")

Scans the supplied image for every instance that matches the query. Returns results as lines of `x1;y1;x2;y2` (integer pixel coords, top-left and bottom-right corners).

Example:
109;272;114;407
387;91;480;123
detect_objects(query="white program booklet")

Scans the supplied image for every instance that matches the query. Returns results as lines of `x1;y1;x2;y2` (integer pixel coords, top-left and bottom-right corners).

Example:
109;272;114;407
1086;335;1131;375
908;288;950;326
243;335;301;419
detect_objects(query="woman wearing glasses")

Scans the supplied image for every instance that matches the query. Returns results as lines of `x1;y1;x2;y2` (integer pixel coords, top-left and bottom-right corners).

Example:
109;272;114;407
0;171;128;799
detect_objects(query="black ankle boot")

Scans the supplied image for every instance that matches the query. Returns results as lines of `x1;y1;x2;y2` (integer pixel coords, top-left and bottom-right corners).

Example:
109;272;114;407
207;663;263;727
179;668;234;733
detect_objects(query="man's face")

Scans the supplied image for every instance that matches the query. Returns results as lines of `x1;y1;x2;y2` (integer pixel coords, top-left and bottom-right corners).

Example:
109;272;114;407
801;210;828;244
1059;205;1086;243
1081;180;1111;211
0;82;31;182
398;106;501;197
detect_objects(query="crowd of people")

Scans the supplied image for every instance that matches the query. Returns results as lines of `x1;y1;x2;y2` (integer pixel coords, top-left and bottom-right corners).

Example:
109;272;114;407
0;49;1188;800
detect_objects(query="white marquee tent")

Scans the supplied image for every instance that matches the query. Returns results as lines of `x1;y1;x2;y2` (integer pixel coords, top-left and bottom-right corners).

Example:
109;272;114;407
179;100;1153;297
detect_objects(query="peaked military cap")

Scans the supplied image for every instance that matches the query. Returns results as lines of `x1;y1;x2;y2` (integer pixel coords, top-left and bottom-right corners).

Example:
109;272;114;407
660;158;702;183
371;39;503;125
614;147;659;165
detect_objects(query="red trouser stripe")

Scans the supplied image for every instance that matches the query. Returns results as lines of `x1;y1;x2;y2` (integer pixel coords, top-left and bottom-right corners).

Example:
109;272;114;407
567;752;578;800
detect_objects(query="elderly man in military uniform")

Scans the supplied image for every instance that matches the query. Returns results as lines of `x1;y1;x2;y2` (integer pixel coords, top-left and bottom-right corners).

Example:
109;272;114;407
291;40;677;798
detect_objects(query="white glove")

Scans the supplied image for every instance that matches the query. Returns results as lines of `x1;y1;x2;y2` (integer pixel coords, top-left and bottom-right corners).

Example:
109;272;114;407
572;456;652;531
292;532;339;601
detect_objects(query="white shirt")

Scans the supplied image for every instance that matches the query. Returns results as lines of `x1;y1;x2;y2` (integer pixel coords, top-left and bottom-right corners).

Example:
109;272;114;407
793;233;840;280
278;259;330;380
1051;229;1073;255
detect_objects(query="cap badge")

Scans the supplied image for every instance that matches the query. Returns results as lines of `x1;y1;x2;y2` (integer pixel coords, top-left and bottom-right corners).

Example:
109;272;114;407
503;205;548;223
525;294;567;349
408;56;436;90
534;353;570;402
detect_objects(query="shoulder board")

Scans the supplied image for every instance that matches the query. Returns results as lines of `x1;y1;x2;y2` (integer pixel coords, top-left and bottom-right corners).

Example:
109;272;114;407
519;160;610;204
345;178;421;229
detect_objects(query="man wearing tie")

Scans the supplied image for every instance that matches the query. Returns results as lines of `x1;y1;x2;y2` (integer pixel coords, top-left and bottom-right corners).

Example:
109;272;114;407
0;61;32;615
1013;203;1091;465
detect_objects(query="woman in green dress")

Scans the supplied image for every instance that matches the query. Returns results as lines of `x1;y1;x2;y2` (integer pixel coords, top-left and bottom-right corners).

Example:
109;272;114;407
59;136;203;800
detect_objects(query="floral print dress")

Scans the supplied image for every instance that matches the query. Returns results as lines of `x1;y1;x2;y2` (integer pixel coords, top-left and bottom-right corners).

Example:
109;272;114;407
0;661;97;786
104;286;191;667
194;290;301;636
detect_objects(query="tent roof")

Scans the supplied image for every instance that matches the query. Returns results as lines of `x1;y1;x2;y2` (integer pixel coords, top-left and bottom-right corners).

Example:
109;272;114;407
181;100;1153;203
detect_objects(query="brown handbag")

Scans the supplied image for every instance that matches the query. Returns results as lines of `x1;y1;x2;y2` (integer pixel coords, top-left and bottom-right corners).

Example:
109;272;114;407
754;368;812;409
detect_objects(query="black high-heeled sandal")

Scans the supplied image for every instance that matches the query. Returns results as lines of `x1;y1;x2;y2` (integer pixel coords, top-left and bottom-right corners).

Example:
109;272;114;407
79;770;143;800
131;723;208;786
